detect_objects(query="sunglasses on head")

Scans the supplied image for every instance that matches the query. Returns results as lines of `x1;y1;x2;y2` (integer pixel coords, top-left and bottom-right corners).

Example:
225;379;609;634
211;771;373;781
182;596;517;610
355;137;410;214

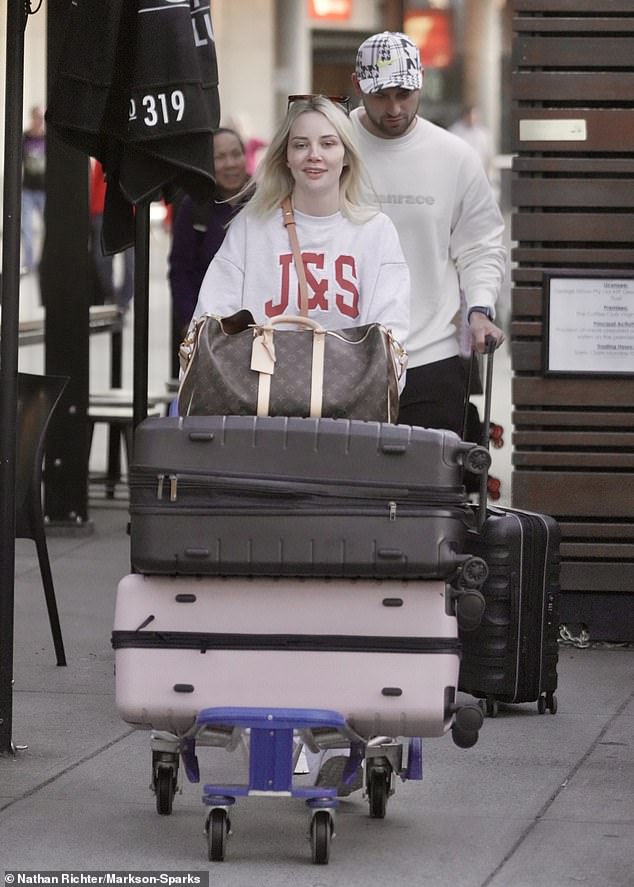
287;94;351;115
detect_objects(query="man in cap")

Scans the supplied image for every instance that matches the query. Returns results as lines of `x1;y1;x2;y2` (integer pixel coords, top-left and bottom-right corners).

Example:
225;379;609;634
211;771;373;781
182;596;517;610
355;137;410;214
313;36;508;798
351;31;506;435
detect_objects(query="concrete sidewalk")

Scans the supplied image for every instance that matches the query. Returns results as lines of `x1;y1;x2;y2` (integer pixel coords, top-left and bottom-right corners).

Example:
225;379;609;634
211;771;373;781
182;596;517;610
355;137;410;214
1;497;633;885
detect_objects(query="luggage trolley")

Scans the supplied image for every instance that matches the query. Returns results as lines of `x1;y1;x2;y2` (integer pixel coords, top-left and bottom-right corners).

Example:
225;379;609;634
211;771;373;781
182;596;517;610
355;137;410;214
119;408;492;864
150;707;424;865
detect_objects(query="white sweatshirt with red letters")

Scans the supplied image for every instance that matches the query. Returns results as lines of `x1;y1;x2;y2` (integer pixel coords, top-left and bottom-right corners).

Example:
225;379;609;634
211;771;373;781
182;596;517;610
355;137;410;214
193;205;410;353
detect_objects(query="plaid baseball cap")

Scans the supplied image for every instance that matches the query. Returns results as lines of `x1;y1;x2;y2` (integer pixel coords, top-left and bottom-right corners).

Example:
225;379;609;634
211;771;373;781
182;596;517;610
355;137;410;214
355;32;423;94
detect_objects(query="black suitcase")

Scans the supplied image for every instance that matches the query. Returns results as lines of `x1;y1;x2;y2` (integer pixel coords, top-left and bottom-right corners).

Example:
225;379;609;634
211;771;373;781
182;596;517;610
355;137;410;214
458;340;561;715
128;415;489;580
459;505;561;715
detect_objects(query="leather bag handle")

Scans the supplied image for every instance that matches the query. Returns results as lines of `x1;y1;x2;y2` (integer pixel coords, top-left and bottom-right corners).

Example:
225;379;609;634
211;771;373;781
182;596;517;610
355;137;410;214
256;314;324;332
281;197;309;316
251;310;327;418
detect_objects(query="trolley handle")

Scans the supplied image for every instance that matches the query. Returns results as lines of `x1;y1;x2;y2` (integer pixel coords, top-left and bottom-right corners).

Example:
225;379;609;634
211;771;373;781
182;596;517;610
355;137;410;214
477;335;497;530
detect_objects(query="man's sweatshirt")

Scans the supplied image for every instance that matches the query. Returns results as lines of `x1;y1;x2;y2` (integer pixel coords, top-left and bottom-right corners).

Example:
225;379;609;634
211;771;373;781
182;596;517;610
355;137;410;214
350;109;506;369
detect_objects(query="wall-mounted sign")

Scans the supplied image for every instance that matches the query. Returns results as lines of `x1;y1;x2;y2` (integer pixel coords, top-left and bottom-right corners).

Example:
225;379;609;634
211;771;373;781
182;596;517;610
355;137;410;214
404;10;454;69
519;119;587;141
307;0;352;21
544;274;634;376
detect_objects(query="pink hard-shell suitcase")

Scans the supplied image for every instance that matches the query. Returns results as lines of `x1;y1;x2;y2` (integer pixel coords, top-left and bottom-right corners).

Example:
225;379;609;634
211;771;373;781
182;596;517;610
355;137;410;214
112;573;462;739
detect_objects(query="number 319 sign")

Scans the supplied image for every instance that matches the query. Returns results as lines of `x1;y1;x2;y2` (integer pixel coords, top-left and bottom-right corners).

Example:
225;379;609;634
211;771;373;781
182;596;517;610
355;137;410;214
129;91;186;128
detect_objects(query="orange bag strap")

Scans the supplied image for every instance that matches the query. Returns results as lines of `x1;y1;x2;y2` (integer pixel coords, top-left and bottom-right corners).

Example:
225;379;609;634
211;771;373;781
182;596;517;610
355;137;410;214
281;197;309;316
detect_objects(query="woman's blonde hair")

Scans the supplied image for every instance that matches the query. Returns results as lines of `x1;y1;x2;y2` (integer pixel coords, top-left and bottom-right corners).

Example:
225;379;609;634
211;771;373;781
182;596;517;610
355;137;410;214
245;95;378;223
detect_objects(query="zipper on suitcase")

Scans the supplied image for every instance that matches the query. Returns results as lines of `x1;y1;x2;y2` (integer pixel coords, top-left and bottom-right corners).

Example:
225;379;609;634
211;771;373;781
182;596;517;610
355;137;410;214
136;475;473;518
134;470;468;506
155;473;178;501
112;630;462;656
132;502;472;525
507;510;550;702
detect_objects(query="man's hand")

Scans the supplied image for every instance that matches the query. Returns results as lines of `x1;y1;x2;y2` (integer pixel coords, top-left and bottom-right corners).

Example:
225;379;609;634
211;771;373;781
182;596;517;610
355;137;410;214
469;311;505;353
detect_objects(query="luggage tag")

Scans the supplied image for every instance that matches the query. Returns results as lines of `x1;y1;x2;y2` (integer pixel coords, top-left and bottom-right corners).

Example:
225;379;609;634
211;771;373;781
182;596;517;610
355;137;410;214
250;326;276;375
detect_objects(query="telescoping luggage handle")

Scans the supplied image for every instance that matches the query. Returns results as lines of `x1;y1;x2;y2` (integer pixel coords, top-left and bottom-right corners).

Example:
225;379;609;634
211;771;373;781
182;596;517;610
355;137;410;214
477;335;497;531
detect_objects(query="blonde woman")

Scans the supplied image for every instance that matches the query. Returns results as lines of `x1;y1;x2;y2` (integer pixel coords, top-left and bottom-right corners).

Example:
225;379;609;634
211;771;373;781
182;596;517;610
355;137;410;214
192;95;409;350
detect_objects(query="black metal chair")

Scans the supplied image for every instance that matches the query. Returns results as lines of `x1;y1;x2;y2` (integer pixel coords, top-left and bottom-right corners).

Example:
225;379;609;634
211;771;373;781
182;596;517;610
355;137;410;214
15;372;69;666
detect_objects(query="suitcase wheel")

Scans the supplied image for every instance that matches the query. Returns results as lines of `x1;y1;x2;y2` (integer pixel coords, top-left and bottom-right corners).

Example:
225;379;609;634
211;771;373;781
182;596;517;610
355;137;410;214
451;703;484;748
451;724;479;749
463;445;492;476
478;696;499;718
454;588;486;632
537;692;558;715
458;556;489;590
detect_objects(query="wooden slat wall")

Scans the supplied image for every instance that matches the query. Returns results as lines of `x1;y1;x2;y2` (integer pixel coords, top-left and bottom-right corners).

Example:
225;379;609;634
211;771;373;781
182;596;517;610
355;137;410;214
510;1;634;641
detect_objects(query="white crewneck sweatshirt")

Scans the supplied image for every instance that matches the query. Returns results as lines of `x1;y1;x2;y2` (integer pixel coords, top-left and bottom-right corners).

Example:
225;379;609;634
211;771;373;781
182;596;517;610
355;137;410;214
350;109;506;369
194;205;410;352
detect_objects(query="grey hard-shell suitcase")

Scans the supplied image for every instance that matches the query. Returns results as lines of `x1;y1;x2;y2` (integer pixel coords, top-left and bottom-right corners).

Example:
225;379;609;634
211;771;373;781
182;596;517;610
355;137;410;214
111;573;467;739
128;415;489;580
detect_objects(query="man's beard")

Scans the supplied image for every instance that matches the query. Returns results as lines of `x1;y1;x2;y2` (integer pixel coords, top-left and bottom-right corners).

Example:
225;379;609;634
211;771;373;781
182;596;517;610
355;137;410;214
362;103;417;138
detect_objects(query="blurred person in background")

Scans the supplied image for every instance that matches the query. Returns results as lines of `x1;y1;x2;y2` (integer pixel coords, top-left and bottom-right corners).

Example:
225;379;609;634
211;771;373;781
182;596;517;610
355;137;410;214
21;105;46;274
449;104;495;182
169;127;252;340
90;159;134;313
223;111;268;175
